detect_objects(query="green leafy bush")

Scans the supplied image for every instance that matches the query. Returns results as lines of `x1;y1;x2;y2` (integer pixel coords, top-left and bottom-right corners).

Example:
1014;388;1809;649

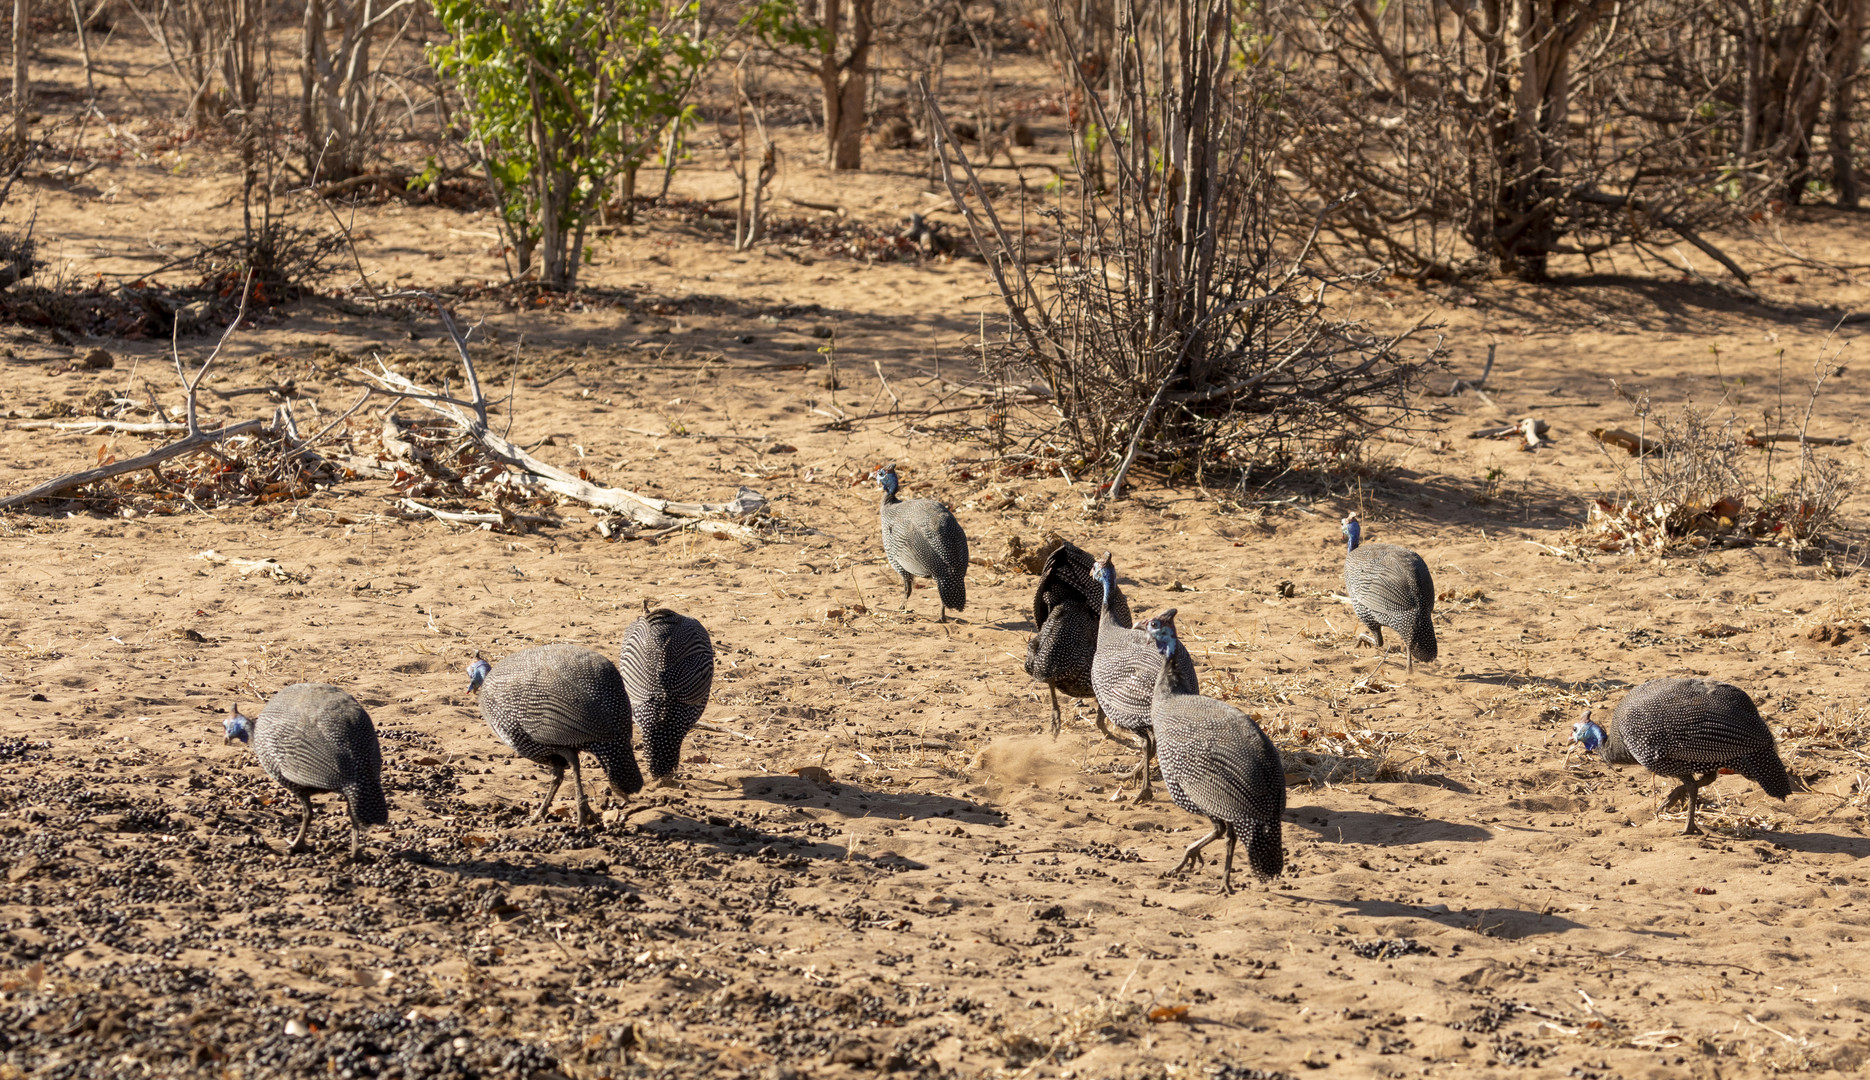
429;0;712;287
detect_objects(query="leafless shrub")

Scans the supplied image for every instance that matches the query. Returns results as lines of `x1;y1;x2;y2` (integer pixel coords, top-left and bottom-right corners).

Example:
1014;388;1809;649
926;0;1440;496
1585;358;1855;554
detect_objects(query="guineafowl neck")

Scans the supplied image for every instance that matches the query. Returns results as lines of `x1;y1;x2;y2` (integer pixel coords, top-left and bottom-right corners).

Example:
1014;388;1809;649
1151;650;1184;702
879;488;900;507
1597;725;1639;766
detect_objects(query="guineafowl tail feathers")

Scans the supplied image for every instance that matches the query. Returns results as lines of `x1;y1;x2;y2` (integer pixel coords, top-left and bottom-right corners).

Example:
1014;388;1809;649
345;777;391;827
936;574;967;614
589;740;645;796
1246;820;1284;879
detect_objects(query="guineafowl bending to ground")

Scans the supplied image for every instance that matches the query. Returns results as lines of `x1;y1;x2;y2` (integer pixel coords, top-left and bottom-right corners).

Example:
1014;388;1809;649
1341;512;1436;672
1142;612;1285;892
620;601;715;782
1089;553;1196;801
1572;678;1792;835
874;464;968;622
473;645;643;826
223;684;389;861
1025;541;1132;737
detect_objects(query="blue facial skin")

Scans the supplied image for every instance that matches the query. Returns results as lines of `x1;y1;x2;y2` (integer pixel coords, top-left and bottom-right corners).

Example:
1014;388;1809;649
1143;610;1180;658
1341;515;1362;552
873;467;899;496
1571;718;1606;751
223;711;252;745
467;657;493;693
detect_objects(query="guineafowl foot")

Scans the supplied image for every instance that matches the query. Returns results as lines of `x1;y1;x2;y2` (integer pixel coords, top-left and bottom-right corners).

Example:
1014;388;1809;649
286;839;312;855
1130;781;1154;804
1660;782;1694;813
1098;717;1145;752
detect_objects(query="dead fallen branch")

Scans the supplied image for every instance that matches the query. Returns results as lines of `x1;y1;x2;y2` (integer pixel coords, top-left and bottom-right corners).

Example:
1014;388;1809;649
1592;427;1658;456
1743;428;1852;447
14;419;189;434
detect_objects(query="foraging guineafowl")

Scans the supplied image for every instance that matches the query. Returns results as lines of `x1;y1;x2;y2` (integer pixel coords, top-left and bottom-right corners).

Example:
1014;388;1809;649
1142;612;1285;892
474;645;644;826
620;601;715;781
223;684;389;861
1340;512;1436;672
874;464;968;622
1572;678;1792;834
1025;541;1131;737
1089;552;1196;801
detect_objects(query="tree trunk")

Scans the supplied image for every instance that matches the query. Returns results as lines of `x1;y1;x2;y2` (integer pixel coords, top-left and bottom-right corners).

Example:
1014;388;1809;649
11;0;27;152
815;0;872;171
1829;0;1865;207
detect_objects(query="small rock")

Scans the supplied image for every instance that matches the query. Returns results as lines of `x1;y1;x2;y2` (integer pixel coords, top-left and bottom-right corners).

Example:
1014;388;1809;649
284;1018;311;1037
79;348;114;370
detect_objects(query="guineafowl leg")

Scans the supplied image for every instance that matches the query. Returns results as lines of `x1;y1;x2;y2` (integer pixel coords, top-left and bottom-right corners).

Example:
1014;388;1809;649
1048;687;1063;738
1098;715;1145;751
1170;820;1226;879
529;761;567;824
1220;824;1238;896
568;755;595;827
348;813;368;863
1130;731;1157;803
898;570;915;609
287;790;315;854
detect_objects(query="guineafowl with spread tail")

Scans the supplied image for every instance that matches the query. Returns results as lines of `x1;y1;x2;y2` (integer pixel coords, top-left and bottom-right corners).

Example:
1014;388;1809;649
1025;541;1131;737
1572;678;1791;834
223;684;389;861
1341;512;1436;672
472;645;643;826
873;464;968;622
1142;611;1285;892
1090;552;1196;801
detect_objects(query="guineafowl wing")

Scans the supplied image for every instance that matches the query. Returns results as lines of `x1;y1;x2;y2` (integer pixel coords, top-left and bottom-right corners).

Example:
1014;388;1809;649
482;645;632;751
258;685;370;795
1165;702;1285;830
1035;542;1130;628
1025;597;1097;697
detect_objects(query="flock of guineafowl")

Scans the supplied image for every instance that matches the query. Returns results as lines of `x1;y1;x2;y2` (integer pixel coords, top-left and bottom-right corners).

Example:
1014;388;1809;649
223;463;1795;895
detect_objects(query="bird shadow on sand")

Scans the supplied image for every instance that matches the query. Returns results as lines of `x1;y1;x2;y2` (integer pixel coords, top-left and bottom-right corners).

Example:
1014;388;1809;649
1758;830;1870;858
1297;895;1595;939
1288;806;1493;845
736;773;1006;825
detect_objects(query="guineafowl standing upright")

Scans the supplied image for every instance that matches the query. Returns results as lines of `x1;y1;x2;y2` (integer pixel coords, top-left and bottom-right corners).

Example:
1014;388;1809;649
1025;541;1131;737
620;600;715;782
874;464;968;622
1142;612;1285;893
473;645;643;826
1341;512;1436;672
1089;552;1196;801
1572;678;1792;835
223;684;389;861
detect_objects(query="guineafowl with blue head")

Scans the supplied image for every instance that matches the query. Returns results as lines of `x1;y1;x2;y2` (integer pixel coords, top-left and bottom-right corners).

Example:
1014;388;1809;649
223;684;389;861
1572;678;1791;834
1142;611;1285;893
1089;552;1196;802
873;464;968;622
620;600;715;782
1340;512;1436;672
1025;541;1131;737
472;645;643;826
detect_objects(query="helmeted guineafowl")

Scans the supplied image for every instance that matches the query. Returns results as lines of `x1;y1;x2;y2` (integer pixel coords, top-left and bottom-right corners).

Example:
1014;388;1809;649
874;464;968;622
1089;552;1196;802
1142;612;1285;893
620;600;715;781
1572;678;1792;834
1025;541;1131;737
223;684;389;861
1340;512;1436;672
473;645;644;826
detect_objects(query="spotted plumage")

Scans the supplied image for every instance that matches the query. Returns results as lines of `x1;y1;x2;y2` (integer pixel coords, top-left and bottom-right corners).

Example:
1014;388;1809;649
224;684;389;861
1141;613;1285;893
874;464;968;622
620;603;715;781
1573;678;1792;834
1340;513;1436;672
1024;541;1130;737
1089;552;1196;801
475;644;643;826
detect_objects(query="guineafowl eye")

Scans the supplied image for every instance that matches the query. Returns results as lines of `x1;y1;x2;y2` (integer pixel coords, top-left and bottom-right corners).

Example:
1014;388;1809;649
223;710;252;745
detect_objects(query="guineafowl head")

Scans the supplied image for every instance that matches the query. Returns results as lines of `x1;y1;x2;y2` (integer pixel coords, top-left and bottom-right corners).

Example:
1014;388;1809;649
872;464;900;496
1142;609;1181;658
1571;710;1607;752
223;707;253;745
1091;552;1116;600
466;654;492;693
1340;513;1363;552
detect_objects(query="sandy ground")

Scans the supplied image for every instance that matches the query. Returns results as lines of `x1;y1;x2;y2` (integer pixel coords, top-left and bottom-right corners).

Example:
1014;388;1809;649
0;26;1869;1080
